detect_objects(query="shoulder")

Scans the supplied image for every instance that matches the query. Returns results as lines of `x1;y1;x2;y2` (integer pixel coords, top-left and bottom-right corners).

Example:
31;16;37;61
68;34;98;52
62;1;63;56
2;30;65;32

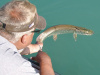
0;36;39;75
0;47;40;75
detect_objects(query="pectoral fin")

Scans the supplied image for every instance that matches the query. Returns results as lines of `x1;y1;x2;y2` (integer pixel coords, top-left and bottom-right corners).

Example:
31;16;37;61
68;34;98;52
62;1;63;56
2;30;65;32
73;32;77;41
53;34;57;41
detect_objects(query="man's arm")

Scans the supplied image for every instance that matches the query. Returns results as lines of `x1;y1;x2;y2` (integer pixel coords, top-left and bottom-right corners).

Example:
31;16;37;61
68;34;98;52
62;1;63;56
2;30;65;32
32;51;55;75
20;42;43;55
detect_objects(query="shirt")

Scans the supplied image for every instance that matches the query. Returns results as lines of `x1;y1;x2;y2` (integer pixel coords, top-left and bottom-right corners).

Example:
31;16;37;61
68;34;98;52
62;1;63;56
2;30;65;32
0;36;40;75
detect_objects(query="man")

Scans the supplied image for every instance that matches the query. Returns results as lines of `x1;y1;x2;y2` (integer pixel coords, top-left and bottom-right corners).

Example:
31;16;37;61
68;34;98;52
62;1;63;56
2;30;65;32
0;0;55;75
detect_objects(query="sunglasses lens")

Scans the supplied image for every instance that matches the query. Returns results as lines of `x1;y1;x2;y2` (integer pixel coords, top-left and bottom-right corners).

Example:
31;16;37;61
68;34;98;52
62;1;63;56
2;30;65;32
32;30;41;33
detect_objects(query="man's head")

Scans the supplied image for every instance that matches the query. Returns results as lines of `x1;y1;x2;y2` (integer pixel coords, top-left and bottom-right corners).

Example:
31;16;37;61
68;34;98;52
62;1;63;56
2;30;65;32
0;0;46;49
0;0;46;42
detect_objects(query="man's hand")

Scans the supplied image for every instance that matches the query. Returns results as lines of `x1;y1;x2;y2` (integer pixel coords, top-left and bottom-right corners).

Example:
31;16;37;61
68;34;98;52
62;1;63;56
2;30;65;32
31;51;51;64
31;51;55;75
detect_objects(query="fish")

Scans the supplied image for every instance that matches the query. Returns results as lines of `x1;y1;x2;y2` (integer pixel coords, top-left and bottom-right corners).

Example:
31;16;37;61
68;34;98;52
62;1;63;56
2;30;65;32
36;25;93;42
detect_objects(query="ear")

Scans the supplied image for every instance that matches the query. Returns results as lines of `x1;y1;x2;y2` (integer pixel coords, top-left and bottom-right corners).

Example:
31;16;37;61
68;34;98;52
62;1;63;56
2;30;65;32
21;34;28;44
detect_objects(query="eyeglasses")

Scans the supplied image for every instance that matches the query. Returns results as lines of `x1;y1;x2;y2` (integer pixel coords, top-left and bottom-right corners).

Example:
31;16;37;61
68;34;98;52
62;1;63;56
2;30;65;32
31;30;41;33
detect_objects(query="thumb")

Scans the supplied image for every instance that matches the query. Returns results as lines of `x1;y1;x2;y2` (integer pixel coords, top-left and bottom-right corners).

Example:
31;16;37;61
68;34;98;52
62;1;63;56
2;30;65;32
31;57;37;61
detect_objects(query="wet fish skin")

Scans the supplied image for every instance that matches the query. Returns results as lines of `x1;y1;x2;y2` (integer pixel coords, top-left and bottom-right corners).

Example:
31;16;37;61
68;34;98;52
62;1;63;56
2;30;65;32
36;25;93;42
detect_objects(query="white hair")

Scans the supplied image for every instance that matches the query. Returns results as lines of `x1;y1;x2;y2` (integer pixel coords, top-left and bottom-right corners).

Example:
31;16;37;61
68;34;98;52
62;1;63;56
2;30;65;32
11;28;35;43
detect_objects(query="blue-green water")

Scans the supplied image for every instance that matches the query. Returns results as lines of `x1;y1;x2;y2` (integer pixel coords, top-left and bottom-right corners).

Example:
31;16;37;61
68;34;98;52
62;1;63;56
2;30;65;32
1;0;100;75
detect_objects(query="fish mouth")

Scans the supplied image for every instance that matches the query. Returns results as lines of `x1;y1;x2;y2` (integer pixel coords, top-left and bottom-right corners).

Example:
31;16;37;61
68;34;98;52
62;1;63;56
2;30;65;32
84;29;94;35
85;32;94;35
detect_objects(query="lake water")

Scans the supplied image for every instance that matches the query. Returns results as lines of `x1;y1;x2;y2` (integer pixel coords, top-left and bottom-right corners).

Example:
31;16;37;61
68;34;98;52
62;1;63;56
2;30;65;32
1;0;100;75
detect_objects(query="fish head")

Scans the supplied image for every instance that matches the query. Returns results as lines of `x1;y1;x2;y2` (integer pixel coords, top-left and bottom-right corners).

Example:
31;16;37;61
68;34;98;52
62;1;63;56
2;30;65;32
81;28;94;35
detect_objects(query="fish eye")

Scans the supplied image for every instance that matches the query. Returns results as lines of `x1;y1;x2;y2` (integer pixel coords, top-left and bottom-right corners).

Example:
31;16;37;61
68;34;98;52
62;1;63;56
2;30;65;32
85;31;89;34
86;31;89;33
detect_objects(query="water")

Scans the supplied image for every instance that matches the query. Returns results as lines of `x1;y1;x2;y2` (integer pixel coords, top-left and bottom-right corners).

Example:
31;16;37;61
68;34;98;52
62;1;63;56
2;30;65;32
1;0;100;75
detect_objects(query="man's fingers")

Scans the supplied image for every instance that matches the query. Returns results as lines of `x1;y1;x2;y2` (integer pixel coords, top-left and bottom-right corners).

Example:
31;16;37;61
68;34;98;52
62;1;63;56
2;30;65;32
31;57;36;61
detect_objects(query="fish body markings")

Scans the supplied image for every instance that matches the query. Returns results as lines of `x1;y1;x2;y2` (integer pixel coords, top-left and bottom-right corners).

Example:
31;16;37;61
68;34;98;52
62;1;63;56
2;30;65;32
36;25;93;42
